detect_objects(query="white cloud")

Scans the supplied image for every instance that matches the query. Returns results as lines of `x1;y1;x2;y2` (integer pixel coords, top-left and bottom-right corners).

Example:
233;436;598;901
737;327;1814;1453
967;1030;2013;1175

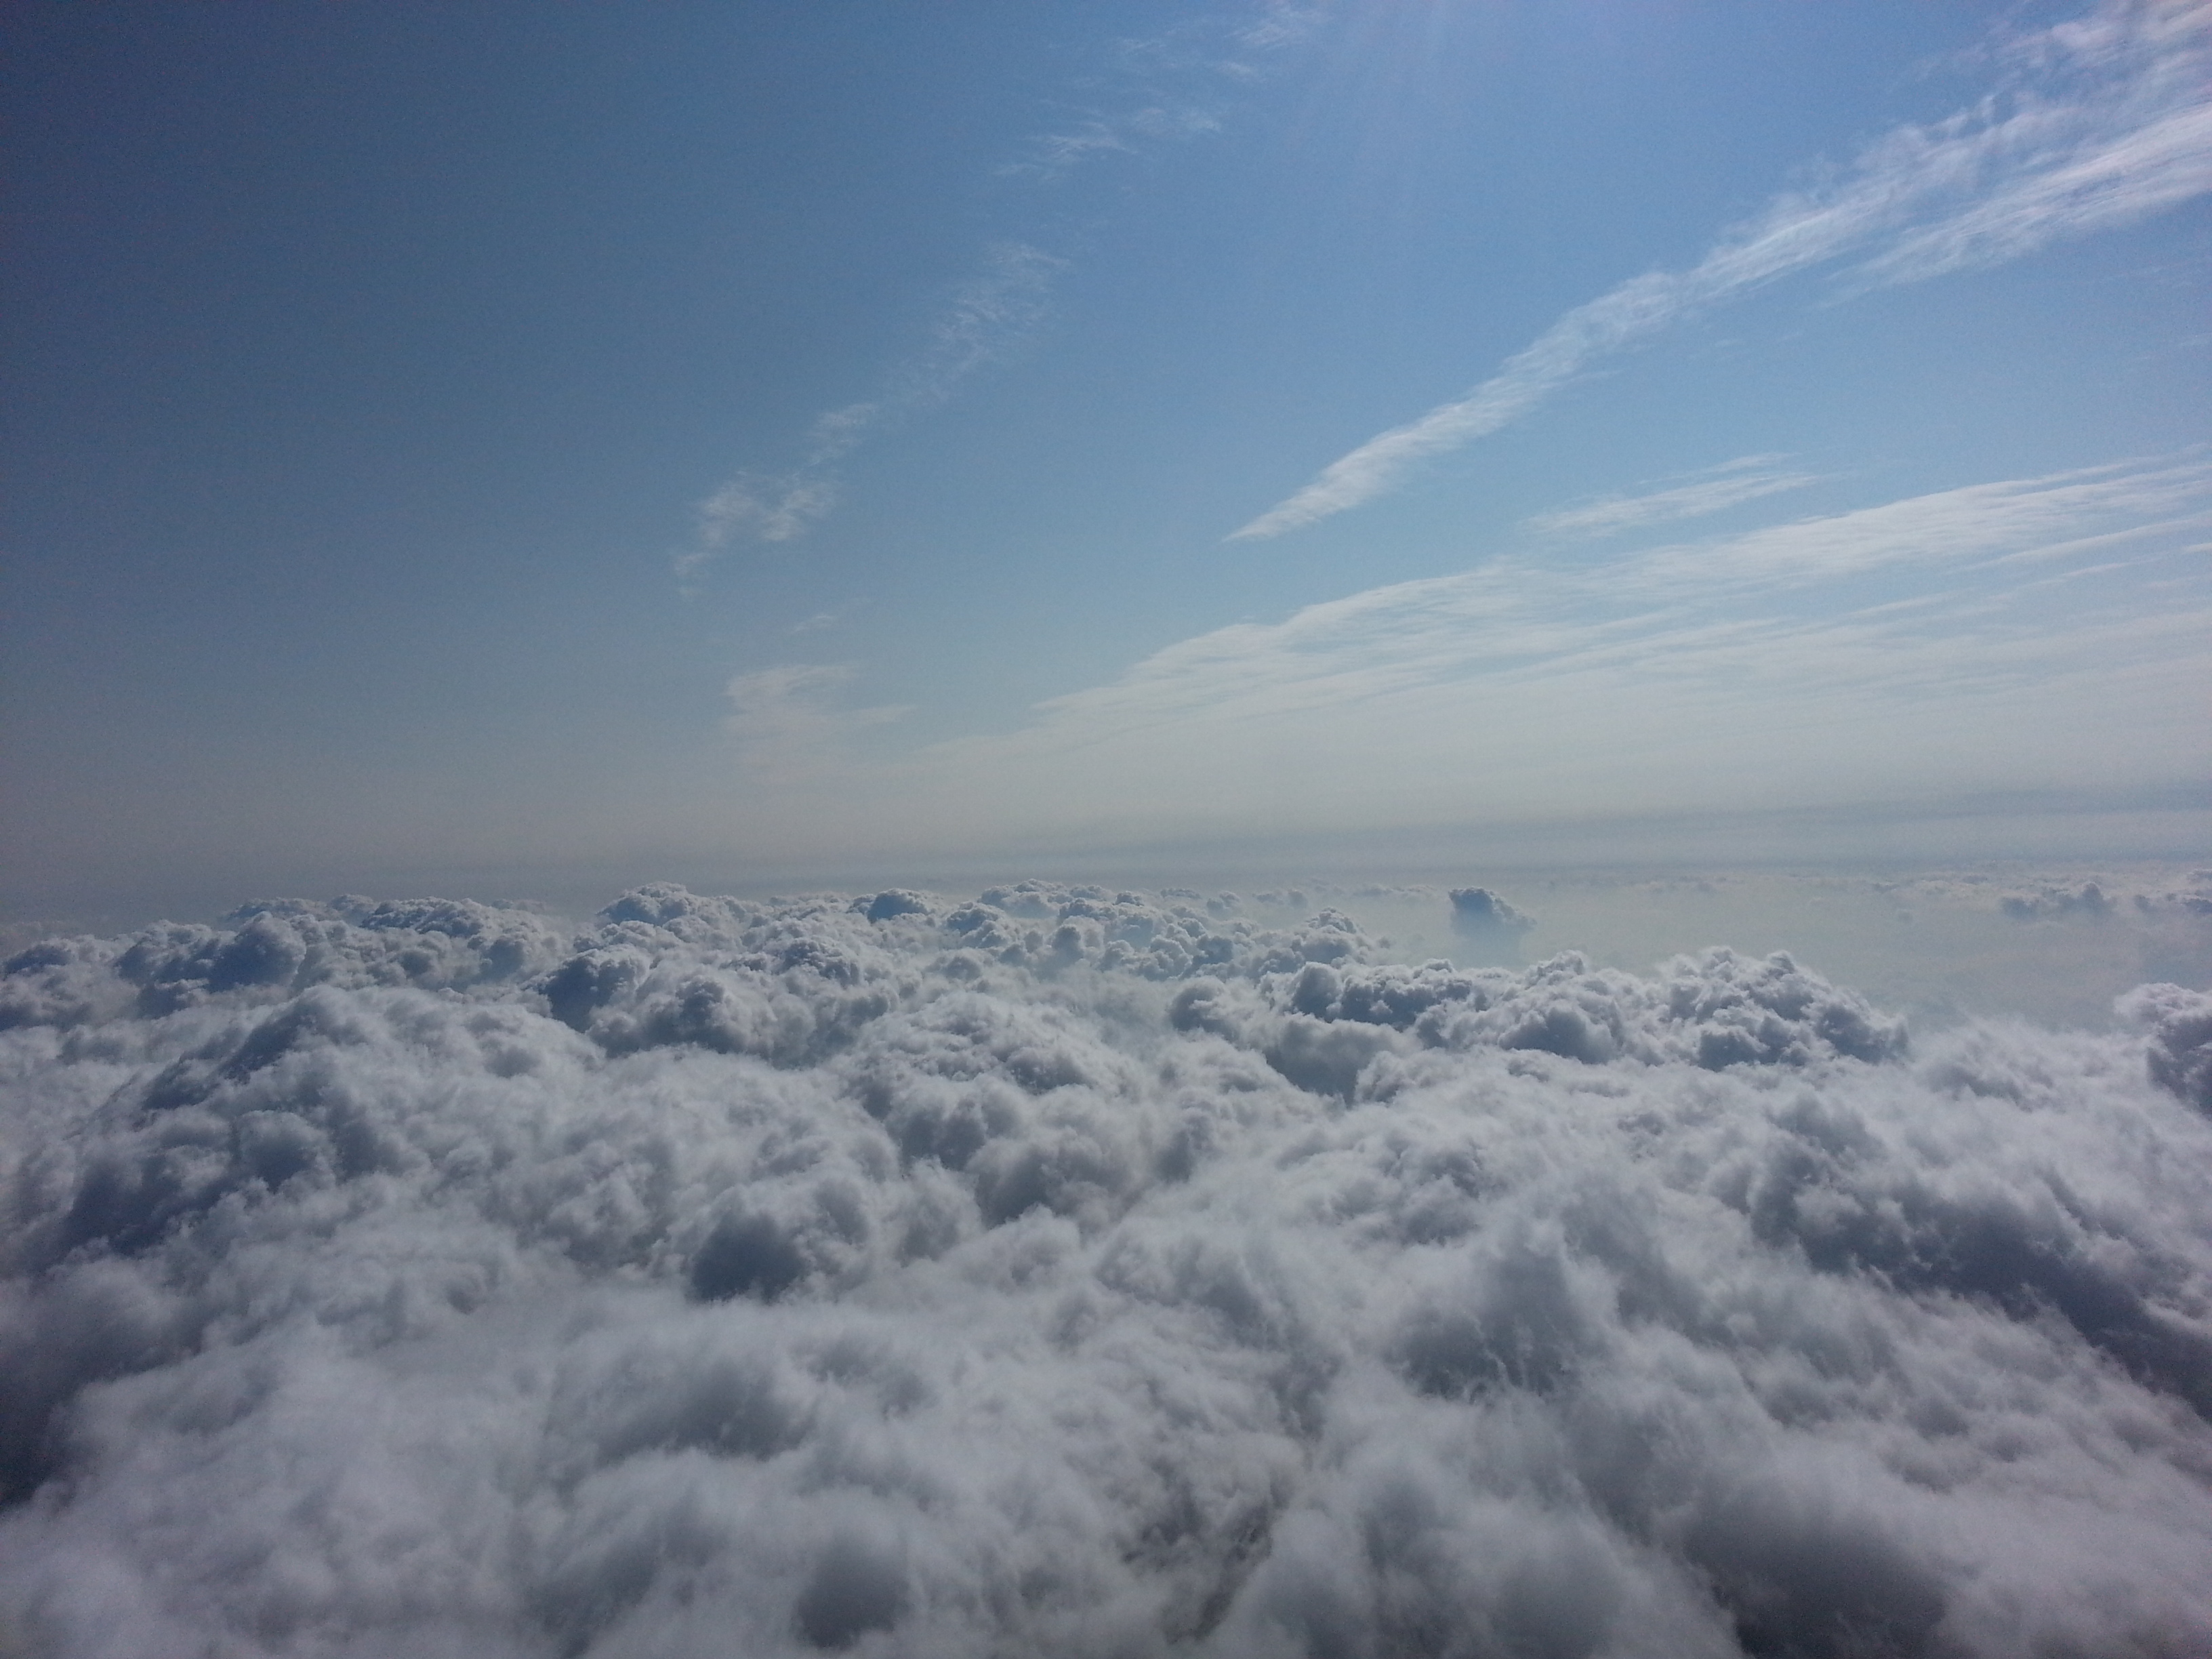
1231;0;2212;540
860;243;1066;432
1614;455;2212;592
651;465;2212;877
683;244;1065;575
724;665;907;771
1525;457;1825;538
1002;3;1319;184
682;3;1324;579
4;881;2211;1654
900;459;2212;846
697;473;840;550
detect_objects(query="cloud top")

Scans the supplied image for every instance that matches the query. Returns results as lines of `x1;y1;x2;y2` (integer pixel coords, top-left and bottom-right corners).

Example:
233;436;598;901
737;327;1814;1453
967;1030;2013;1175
683;2;1323;577
4;880;2211;1655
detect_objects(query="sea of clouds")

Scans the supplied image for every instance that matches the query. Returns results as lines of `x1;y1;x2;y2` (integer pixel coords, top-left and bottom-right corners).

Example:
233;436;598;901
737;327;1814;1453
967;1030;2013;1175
3;880;2211;1658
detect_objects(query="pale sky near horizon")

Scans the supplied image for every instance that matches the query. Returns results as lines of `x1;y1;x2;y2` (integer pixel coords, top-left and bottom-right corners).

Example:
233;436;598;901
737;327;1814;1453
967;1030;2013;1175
6;0;2210;920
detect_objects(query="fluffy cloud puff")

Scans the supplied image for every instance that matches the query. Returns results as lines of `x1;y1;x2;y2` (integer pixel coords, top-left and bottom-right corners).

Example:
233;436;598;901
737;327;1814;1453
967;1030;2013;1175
3;882;2209;1658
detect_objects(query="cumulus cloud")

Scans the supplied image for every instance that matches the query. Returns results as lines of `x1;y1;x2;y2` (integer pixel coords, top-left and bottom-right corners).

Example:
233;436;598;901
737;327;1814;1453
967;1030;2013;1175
4;879;2212;1656
2123;980;2212;1111
1231;0;2212;539
1448;887;1536;966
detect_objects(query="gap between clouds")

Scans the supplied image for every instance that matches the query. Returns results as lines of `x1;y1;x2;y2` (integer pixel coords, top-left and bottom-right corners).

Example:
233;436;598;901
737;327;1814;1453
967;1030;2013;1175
1230;0;2212;541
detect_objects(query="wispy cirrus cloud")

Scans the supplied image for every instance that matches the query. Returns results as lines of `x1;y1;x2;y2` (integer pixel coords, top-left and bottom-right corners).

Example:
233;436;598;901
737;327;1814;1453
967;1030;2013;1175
682;3;1323;584
1230;0;2212;541
724;663;906;771
678;243;1064;586
1526;456;1825;538
1002;104;1225;183
886;457;2212;844
1001;3;1322;183
1614;454;2212;593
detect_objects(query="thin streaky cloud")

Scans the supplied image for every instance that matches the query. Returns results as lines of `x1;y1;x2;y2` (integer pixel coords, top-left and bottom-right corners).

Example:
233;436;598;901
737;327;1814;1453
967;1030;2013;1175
684;3;1322;583
1002;106;1225;184
873;461;2211;844
1002;3;1321;184
1229;0;2212;542
1970;512;2212;569
684;243;1064;574
693;472;837;552
979;457;2212;749
821;241;1067;456
1614;456;2212;593
1526;457;1824;538
724;663;907;773
822;462;2207;792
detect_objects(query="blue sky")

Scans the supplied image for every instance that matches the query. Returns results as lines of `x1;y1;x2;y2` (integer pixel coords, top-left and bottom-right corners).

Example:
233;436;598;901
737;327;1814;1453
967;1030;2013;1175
6;0;2209;918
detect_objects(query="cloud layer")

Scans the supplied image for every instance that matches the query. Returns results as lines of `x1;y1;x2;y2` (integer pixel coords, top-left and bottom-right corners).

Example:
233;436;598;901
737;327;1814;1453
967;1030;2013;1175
876;457;2212;852
1231;0;2212;539
5;881;2211;1656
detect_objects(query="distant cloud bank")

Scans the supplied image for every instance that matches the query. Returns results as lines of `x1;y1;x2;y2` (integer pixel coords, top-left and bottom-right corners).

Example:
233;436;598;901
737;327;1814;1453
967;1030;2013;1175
5;880;2211;1654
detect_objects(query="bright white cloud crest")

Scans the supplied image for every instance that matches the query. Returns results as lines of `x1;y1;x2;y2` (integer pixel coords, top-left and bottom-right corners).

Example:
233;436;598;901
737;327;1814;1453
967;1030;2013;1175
4;883;2212;1654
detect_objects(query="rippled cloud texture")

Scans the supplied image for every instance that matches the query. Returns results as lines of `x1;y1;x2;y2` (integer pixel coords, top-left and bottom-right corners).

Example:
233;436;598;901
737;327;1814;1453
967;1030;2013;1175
5;882;2211;1656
